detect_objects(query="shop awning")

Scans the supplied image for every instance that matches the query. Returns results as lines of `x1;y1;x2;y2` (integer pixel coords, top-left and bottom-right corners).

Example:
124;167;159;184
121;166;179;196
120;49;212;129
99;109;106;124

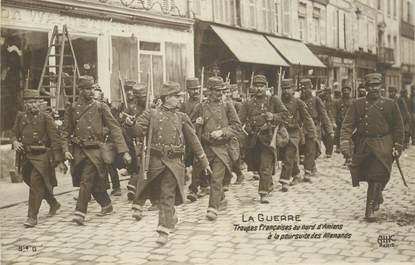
211;25;288;66
266;36;326;68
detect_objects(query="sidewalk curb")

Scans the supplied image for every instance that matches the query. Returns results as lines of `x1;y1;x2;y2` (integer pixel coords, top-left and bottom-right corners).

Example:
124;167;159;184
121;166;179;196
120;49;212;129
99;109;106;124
0;176;130;209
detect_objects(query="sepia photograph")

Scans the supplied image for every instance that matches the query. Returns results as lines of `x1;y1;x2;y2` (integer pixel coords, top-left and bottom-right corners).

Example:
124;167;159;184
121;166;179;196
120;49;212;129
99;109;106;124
0;0;415;264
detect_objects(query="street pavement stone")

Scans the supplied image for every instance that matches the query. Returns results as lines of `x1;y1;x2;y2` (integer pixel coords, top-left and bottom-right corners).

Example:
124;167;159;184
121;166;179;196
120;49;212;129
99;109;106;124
1;147;415;264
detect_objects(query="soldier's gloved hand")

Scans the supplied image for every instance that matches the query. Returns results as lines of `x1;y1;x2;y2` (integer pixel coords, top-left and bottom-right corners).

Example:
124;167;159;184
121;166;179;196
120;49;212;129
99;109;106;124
264;112;274;121
195;117;204;125
392;143;403;158
203;165;213;176
332;123;337;129
329;132;335;139
13;141;24;152
123;152;132;165
125;116;135;126
64;151;74;161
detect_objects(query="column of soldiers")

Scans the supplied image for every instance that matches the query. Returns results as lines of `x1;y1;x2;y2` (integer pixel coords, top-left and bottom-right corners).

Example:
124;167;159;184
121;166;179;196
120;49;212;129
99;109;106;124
11;71;407;245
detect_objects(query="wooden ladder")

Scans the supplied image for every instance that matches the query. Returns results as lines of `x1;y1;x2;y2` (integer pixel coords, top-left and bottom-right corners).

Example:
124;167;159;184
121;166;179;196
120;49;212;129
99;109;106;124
37;25;80;111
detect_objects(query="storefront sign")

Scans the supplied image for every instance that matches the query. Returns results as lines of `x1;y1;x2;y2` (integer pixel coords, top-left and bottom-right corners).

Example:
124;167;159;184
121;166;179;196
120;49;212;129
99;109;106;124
2;7;104;32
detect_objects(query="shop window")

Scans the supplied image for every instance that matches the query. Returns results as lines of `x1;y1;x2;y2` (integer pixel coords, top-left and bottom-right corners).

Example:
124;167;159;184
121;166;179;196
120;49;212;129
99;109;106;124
140;53;163;97
1;28;48;133
165;42;187;89
111;36;138;104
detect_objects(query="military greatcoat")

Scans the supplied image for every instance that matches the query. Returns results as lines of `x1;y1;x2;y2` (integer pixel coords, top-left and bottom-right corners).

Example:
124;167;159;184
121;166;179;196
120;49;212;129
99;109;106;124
133;107;209;205
62;98;128;190
340;97;404;186
12;110;64;193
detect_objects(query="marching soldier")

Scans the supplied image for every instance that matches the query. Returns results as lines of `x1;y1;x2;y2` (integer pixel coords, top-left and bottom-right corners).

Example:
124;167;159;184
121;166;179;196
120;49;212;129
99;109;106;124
182;78;209;202
299;79;333;180
239;75;289;203
62;76;131;225
12;89;65;227
318;88;336;158
127;81;211;245
333;81;354;162
191;77;242;219
389;87;411;149
116;82;147;201
340;73;404;222
279;79;316;192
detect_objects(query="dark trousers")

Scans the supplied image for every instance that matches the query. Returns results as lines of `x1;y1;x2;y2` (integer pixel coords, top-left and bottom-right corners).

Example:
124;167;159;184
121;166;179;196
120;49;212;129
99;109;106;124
188;163;209;194
304;137;317;172
132;175;161;205
279;143;301;184
321;134;334;155
28;168;57;219
134;169;176;230
258;143;274;195
75;158;111;215
107;164;120;189
222;158;243;186
208;156;226;210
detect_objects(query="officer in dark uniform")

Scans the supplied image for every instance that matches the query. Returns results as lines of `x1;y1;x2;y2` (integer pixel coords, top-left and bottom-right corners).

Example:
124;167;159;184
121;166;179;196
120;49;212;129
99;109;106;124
12;89;65;227
389;87;411;149
299;79;333;180
340;73;404;222
279;79;316;192
239;75;289;203
333;81;354;162
318;88;336;158
127;81;211;245
182;78;209;202
191;77;242;219
62;76;131;225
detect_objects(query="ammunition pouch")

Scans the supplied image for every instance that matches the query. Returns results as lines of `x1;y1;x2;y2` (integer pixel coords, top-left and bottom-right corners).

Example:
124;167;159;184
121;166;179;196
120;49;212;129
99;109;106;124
151;145;184;159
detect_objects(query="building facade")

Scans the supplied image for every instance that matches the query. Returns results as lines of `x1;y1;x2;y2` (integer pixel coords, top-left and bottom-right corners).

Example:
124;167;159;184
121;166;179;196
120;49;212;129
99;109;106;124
1;0;194;132
376;0;402;94
400;0;415;90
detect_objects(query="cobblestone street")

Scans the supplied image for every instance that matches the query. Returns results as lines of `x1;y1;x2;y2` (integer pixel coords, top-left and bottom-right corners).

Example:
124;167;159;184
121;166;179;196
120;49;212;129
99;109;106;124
1;148;415;265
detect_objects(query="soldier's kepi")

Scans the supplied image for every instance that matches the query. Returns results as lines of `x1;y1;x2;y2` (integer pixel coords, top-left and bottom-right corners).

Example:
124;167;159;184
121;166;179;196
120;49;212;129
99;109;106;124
12;89;65;228
340;72;404;222
127;81;211;245
62;76;131;226
238;74;289;203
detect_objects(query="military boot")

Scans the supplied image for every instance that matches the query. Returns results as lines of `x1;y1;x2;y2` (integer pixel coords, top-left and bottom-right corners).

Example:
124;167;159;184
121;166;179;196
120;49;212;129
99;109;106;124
156;232;169;245
97;204;113;216
365;183;376;222
187;191;198;202
47;201;61;217
206;208;218;221
23;217;37;228
132;205;143;221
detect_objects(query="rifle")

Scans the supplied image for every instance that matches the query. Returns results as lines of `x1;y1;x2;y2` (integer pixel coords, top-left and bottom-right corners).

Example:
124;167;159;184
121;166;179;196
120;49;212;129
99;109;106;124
248;71;254;101
118;72;136;124
394;156;408;188
141;72;152;181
